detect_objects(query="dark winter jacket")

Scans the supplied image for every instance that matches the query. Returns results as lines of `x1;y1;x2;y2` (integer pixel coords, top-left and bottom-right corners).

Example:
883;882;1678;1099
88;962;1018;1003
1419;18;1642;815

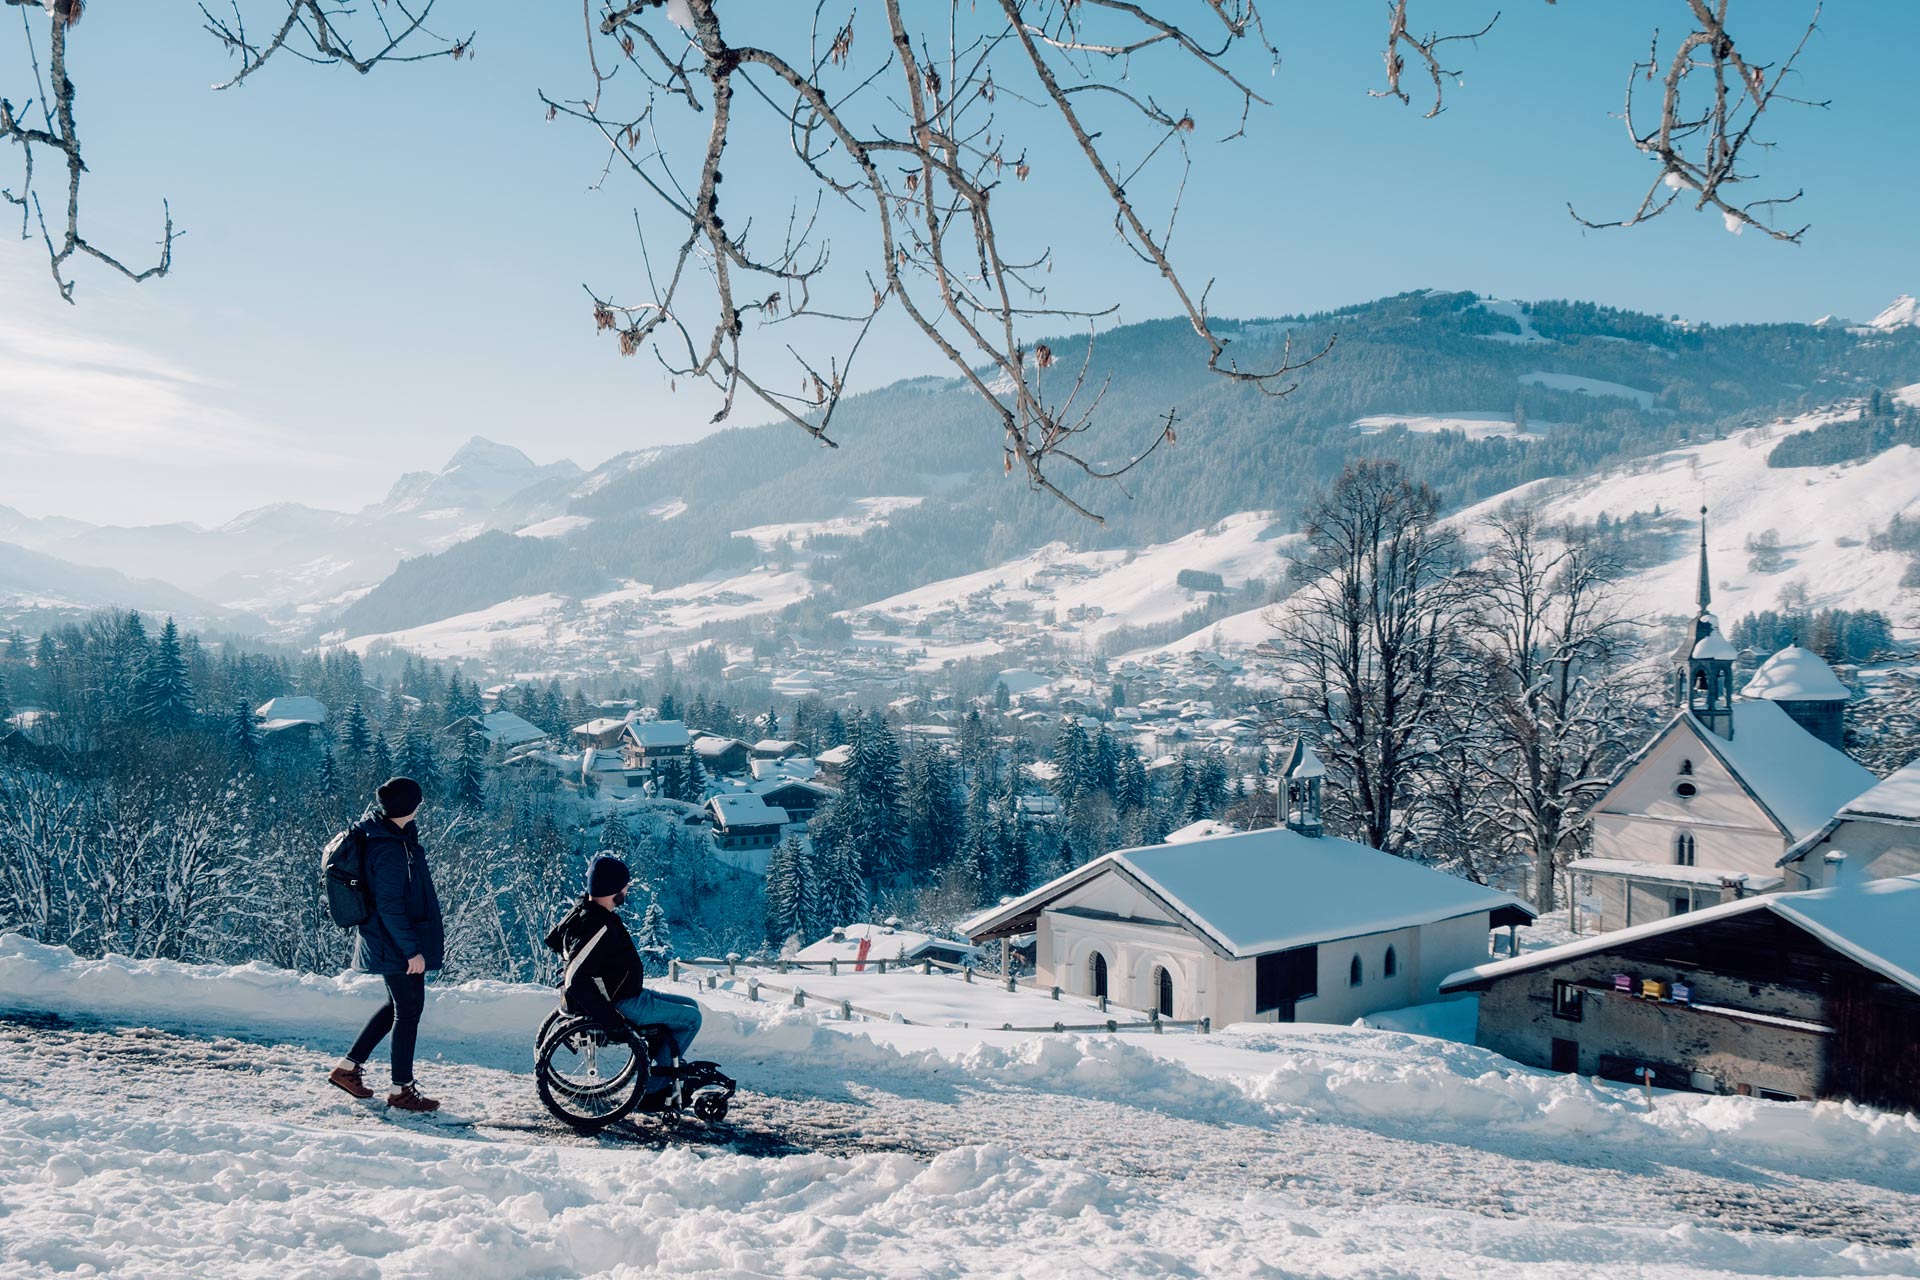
545;897;643;1033
350;812;446;976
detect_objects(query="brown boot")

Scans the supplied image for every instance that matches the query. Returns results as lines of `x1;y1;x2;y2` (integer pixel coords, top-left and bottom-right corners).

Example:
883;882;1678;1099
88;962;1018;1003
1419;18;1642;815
387;1083;440;1112
328;1064;374;1100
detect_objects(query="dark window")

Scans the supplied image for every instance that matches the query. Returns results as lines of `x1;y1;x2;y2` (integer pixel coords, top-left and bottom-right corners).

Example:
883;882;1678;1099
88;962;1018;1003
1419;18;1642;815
1674;832;1696;866
1552;980;1583;1021
1349;955;1363;987
1755;1087;1798;1102
1155;967;1174;1018
1090;952;1108;1000
1383;946;1398;978
1675;781;1698;799
1550;1038;1579;1074
1671;894;1693;916
1679;759;1693;775
1255;945;1317;1012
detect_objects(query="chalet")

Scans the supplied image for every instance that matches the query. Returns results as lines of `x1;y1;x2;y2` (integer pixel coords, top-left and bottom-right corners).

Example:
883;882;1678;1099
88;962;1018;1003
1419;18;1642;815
1572;515;1875;931
795;922;979;969
443;709;548;753
750;776;839;823
572;716;633;750
1778;757;1920;890
750;738;806;761
1441;875;1920;1111
621;719;690;770
963;746;1533;1024
254;696;328;729
706;793;790;872
581;748;649;792
814;743;854;781
693;735;753;777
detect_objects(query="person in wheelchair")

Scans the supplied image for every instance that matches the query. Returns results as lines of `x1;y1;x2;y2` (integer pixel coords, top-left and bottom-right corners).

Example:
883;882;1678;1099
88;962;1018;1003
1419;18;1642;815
545;855;703;1111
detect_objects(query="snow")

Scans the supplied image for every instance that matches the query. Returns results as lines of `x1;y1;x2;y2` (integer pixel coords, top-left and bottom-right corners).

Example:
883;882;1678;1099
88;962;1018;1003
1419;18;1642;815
1695;701;1878;843
646;498;688;521
1473;298;1552;345
338;593;571;660
731;496;923;551
1865;294;1920;331
1567;856;1784;892
1692;629;1739;660
1518;371;1660;408
6;936;1920;1277
1840;758;1920;822
968;829;1529;959
1742;645;1853;702
253;695;327;725
1442;874;1920;1000
1352;411;1544;441
513;514;594;539
791;924;978;967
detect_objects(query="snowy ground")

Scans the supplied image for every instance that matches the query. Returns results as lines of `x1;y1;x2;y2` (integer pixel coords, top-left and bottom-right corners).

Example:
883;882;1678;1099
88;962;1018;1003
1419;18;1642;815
4;938;1920;1278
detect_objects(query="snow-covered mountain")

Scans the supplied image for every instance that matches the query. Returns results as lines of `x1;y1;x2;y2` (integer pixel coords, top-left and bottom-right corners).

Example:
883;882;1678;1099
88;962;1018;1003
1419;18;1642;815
1865;294;1920;331
15;437;653;631
0;540;225;625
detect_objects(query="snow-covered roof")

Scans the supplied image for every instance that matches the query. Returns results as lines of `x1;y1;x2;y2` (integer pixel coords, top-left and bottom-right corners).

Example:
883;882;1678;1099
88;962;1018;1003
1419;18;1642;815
962;827;1532;959
254;696;327;726
1692;630;1738;661
816;744;854;767
1442;874;1920;998
574;716;630;736
752;739;803;755
1741;646;1851;702
694;736;752;757
1164;819;1238;843
1696;701;1877;842
1282;739;1325;779
750;757;817;783
1836;757;1920;824
707;793;789;828
475;710;547;747
1568;857;1783;893
623;720;690;749
793;923;978;964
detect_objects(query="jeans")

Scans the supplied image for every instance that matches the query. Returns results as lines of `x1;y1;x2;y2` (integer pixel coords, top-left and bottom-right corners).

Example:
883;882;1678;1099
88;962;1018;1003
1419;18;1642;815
346;972;427;1085
613;987;704;1064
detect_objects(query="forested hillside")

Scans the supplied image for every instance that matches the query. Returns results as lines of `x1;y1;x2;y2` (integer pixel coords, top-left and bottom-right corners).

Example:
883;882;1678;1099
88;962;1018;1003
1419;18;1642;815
334;291;1920;638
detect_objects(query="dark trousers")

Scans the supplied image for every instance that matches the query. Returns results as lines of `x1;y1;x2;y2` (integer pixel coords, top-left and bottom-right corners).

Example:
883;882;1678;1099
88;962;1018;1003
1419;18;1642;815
346;973;427;1085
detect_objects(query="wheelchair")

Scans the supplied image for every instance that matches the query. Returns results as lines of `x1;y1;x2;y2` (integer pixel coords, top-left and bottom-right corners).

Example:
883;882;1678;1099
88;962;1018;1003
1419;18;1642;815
534;1004;736;1132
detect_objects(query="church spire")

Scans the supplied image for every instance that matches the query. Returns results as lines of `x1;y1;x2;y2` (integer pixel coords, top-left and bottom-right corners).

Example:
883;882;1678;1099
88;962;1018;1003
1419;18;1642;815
1696;505;1711;613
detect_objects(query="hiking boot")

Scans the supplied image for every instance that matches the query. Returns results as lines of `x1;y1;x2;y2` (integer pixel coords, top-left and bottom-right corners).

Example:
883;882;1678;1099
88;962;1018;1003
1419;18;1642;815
387;1083;441;1112
328;1064;374;1100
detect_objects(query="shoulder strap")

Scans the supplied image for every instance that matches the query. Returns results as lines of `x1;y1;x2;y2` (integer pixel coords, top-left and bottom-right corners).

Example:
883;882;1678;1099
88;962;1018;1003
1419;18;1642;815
563;924;609;988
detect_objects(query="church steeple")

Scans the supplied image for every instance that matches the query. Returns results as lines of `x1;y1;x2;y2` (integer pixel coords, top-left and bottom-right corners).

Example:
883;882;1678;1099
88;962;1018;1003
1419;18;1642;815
1674;505;1735;738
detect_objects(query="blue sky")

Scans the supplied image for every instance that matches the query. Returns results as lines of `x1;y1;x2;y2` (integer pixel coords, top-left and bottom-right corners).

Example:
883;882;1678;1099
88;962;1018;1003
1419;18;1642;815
2;2;1914;526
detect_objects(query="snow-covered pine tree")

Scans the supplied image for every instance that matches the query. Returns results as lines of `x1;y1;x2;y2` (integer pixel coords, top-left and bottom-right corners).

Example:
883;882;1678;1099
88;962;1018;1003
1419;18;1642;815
656;691;679;722
635;892;673;975
134;616;196;735
763;832;818;946
396;706;440;795
1051;718;1092;809
842;710;907;883
370;733;394;786
596;810;633;859
340;700;372;764
453;726;487;811
317;744;341;798
0;666;12;729
228;697;259;767
904;740;964;878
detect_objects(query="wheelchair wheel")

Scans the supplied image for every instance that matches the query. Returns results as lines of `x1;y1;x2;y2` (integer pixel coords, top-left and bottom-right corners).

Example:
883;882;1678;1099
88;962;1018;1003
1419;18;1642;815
535;1014;649;1131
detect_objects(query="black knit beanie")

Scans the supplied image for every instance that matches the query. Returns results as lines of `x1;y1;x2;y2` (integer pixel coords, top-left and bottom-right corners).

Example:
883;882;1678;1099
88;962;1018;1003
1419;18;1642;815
377;776;424;820
588;855;631;899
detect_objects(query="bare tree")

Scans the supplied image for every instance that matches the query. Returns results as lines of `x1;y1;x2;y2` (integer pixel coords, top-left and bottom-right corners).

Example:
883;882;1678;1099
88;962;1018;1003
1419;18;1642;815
4;1;1826;509
1467;507;1651;911
1271;460;1480;854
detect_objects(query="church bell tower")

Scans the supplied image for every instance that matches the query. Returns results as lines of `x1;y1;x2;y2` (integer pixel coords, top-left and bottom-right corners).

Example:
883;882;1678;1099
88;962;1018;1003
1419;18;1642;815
1674;506;1735;739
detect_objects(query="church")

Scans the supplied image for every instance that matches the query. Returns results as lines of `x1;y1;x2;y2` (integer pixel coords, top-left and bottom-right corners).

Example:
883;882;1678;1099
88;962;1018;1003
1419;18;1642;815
1571;512;1878;932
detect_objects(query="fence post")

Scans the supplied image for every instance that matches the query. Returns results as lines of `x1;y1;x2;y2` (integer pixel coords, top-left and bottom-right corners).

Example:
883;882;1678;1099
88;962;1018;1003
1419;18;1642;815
792;988;806;1008
1004;1023;1015;1031
1201;1017;1211;1035
1051;986;1060;1001
1106;1019;1116;1033
779;959;790;975
829;958;838;977
964;964;974;984
1153;1016;1164;1035
707;974;717;991
1005;975;1016;993
669;959;679;983
748;978;760;1002
922;958;932;976
727;954;738;978
1098;993;1107;1014
841;998;853;1021
1053;1021;1064;1033
878;959;887;975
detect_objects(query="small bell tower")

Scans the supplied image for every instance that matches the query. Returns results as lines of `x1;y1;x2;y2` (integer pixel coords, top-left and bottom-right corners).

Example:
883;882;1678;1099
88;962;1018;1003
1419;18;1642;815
1281;739;1324;837
1673;506;1735;738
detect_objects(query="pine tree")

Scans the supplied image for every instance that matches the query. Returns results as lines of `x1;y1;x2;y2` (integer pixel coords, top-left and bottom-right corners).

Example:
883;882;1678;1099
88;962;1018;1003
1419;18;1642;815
228;697;259;767
371;733;394;784
341;700;372;763
635;893;674;975
135;617;196;734
453;726;487;811
904;741;964;877
318;744;341;798
764;833;818;945
840;710;907;882
396;706;440;795
597;811;633;859
0;666;12;729
656;692;679;722
814;834;866;929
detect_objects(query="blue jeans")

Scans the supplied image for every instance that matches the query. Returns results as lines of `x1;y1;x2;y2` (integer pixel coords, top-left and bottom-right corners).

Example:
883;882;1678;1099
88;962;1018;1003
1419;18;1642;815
614;987;703;1063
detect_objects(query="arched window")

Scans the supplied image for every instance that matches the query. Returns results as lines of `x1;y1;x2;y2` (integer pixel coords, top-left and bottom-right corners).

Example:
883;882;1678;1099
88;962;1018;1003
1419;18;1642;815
1090;952;1108;1000
1155;966;1174;1018
1674;832;1696;867
1383;946;1398;978
1679;759;1693;775
1349;955;1363;987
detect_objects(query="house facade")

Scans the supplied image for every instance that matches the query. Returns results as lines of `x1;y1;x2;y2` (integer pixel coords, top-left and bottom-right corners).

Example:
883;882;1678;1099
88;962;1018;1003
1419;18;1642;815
963;747;1532;1025
1441;875;1920;1111
1778;758;1920;890
1572;512;1875;932
706;793;790;872
621;719;691;770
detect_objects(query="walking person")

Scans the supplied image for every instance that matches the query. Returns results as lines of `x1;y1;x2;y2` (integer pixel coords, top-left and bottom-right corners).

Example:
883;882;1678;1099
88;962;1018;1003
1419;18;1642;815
547;855;702;1110
327;777;446;1112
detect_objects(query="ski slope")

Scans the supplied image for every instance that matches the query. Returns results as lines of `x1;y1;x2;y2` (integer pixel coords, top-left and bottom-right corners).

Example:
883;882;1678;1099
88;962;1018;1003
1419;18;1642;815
4;936;1919;1278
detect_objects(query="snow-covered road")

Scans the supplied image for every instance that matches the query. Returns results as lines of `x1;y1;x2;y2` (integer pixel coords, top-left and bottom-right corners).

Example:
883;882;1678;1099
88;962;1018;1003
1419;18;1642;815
5;940;1920;1278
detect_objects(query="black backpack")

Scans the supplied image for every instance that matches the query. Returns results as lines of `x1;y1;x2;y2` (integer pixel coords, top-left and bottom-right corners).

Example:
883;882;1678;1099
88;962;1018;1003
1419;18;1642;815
321;825;374;929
